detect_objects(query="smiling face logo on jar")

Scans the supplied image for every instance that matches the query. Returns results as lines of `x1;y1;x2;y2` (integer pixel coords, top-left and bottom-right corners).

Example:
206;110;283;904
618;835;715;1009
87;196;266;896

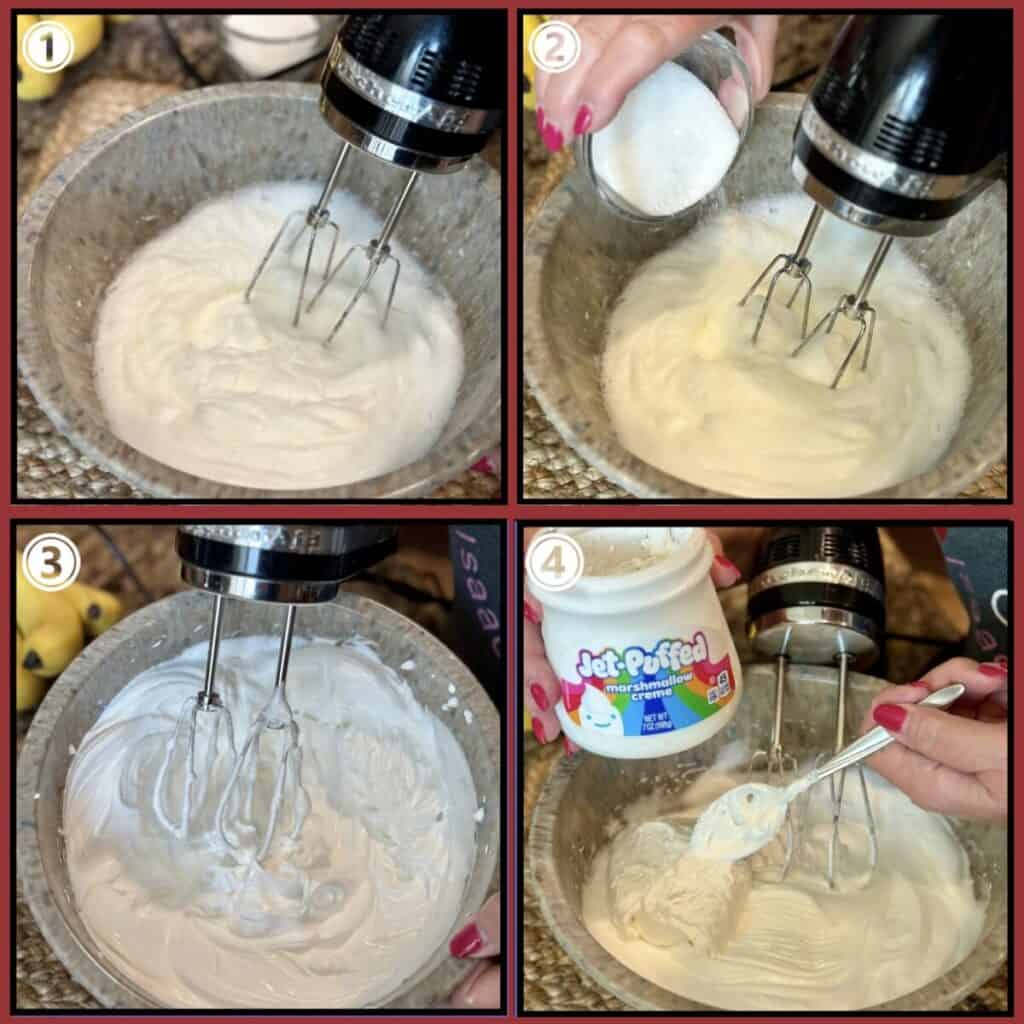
580;683;625;735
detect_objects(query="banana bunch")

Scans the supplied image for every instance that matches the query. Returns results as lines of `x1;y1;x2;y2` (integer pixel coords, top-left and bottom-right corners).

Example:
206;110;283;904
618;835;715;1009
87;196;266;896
522;14;547;112
17;14;136;102
16;555;124;710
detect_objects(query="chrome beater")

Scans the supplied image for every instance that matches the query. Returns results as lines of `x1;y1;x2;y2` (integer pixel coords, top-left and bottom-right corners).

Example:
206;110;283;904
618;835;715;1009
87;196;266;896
215;604;309;862
244;141;350;327
747;647;800;880
306;172;419;344
791;235;894;390
154;593;237;839
818;646;879;889
739;205;823;346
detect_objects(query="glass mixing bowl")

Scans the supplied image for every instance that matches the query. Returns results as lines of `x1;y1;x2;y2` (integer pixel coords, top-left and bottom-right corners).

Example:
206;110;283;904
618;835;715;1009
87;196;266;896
527;662;1007;1011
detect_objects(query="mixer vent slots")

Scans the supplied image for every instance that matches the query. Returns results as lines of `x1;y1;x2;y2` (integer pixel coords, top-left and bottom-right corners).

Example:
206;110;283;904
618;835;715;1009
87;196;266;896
814;66;862;135
449;59;484;103
820;531;871;569
766;534;803;565
343;17;400;68
873;114;948;171
410;49;439;90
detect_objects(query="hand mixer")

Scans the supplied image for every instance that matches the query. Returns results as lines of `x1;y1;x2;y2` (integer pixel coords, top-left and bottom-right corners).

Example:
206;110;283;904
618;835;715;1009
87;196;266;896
746;524;886;888
155;523;398;862
740;14;1009;387
246;13;504;344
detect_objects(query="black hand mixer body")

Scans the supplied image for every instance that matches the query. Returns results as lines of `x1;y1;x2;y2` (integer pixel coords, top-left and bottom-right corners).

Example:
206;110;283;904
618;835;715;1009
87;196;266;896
793;13;1010;236
321;13;505;172
743;13;1009;387
247;13;504;340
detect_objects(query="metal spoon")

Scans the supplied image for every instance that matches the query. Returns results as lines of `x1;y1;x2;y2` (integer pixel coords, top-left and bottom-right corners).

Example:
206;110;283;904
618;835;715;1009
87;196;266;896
690;683;965;862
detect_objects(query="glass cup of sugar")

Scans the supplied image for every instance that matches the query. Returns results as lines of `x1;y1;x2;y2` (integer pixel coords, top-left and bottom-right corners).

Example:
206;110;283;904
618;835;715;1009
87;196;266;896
218;14;339;81
575;32;753;224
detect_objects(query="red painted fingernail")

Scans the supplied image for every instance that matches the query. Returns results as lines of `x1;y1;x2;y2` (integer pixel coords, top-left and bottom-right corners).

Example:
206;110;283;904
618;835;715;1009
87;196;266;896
934;527;949;542
449;921;483;958
563;736;578;757
573;104;592;135
524;600;541;625
530;683;549;711
714;554;742;584
542;123;563;152
979;662;1008;677
537;106;545;134
471;455;496;475
532;716;547;743
873;704;907;732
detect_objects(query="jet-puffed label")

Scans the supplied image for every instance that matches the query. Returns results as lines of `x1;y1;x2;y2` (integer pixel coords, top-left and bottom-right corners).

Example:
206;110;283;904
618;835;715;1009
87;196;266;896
562;631;735;737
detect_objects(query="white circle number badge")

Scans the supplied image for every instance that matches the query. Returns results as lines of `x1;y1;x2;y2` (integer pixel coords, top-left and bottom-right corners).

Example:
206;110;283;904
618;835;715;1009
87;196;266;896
23;533;82;592
526;532;584;592
22;20;75;74
528;20;582;74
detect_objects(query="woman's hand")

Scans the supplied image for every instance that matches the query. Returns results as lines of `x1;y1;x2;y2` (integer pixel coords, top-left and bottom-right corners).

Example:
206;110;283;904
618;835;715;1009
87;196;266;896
534;15;779;151
449;894;501;1008
524;528;752;750
863;658;1008;821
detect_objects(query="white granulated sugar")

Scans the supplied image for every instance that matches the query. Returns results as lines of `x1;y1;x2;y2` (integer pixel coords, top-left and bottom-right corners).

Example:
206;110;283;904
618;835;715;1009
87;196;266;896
400;660;416;672
463;709;474;725
591;62;739;217
448;684;456;694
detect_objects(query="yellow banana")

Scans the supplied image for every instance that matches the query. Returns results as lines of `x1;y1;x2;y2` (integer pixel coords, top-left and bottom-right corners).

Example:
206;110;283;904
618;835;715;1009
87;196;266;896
522;15;544;111
16;632;48;712
37;14;104;65
17;55;63;102
16;554;53;634
16;14;38;48
21;602;84;679
64;581;124;636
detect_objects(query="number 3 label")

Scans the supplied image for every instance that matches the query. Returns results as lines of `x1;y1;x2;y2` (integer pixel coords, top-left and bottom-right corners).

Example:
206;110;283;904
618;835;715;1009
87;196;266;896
528;21;582;74
526;532;584;592
22;533;81;592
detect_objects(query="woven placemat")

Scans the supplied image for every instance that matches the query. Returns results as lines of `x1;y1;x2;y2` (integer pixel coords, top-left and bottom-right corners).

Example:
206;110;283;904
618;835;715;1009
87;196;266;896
521;14;1007;502
16;74;499;502
15;524;457;1009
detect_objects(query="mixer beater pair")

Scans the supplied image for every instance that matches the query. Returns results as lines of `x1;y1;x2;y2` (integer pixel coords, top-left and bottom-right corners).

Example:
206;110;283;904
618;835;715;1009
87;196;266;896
737;14;1007;388
154;525;398;863
747;526;885;890
245;141;415;346
154;594;307;862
